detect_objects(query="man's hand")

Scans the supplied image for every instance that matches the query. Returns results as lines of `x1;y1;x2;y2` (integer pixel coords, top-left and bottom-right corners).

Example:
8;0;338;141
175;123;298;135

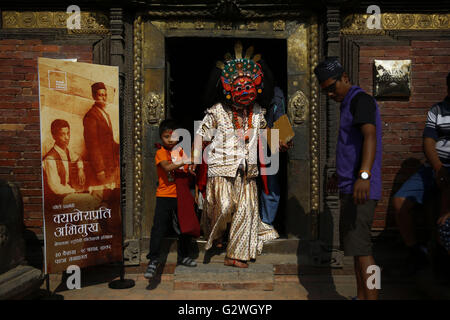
279;139;293;152
327;173;338;194
353;178;370;205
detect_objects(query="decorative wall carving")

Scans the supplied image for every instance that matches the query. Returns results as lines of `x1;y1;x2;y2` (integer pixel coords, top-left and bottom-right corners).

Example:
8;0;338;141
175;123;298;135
309;17;320;214
341;13;450;34
273;20;285;31
247;21;257;30
2;11;110;34
168;20;179;29
324;6;341;249
195;20;205;29
144;92;164;124
288;90;309;124
133;15;143;241
123;239;140;265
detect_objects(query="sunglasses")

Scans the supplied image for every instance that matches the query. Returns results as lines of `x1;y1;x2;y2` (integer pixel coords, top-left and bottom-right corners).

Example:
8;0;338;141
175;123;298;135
322;80;338;94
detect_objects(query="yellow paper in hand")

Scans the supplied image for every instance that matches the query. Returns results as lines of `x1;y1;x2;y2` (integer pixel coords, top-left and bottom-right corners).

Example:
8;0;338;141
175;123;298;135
267;114;295;151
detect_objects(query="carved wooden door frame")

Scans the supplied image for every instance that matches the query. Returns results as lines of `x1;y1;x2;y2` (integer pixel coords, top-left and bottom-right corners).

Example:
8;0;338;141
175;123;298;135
133;15;320;255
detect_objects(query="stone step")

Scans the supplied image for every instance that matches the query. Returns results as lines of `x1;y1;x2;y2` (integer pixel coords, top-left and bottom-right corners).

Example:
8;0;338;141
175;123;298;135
142;238;305;255
0;265;43;299
127;251;356;277
173;263;274;291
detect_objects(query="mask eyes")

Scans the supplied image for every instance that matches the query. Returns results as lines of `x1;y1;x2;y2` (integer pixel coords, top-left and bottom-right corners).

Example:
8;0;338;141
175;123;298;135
233;85;253;92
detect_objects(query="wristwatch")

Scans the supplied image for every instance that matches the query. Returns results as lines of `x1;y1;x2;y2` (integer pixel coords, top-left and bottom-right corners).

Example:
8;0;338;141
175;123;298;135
359;170;371;180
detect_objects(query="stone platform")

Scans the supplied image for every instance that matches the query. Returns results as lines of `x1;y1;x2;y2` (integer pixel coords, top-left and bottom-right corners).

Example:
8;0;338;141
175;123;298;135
174;263;274;291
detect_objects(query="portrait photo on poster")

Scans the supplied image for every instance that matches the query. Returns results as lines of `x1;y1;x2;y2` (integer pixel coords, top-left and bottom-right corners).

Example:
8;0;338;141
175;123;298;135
38;57;122;274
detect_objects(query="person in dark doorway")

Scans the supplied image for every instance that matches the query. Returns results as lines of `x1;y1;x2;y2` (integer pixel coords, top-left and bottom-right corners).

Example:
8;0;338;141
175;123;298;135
83;82;120;189
259;85;292;226
315;58;382;300
393;72;450;266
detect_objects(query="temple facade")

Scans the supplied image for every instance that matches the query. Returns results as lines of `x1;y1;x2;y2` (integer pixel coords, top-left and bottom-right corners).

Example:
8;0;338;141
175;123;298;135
1;0;449;266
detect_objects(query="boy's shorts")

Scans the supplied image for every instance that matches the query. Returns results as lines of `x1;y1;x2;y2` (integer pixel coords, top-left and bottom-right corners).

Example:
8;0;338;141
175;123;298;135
394;165;436;204
340;193;377;256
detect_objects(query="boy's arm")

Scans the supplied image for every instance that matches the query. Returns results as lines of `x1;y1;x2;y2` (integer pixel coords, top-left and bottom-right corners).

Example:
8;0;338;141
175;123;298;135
424;137;442;171
158;159;185;173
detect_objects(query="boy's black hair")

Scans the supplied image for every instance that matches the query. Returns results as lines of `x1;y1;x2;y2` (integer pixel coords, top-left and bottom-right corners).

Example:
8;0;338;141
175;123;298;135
51;119;70;138
159;119;178;137
447;72;450;88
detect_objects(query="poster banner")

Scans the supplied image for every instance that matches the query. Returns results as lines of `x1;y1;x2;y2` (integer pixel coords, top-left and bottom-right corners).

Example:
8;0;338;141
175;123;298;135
38;57;122;274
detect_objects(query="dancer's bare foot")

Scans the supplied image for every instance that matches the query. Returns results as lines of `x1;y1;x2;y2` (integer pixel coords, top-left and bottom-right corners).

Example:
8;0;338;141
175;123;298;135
224;257;248;268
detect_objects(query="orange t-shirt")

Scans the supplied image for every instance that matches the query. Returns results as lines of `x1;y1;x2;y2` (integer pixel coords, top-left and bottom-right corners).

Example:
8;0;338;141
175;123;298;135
155;147;177;198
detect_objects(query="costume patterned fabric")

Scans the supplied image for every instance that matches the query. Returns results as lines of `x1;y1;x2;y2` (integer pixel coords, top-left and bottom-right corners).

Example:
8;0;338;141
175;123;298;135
197;42;279;263
203;175;278;261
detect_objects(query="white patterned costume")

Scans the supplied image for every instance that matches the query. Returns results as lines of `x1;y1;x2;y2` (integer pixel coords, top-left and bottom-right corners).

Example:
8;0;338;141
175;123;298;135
196;102;279;261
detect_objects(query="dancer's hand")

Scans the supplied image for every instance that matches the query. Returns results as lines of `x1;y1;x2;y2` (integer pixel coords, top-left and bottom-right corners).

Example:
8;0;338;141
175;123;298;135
188;164;196;176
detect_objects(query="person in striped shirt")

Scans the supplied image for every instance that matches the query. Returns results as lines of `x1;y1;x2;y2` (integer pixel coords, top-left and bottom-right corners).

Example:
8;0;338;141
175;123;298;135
393;72;450;272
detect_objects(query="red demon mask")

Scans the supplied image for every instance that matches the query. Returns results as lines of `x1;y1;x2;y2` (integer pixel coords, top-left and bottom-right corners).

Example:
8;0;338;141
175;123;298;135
218;43;264;107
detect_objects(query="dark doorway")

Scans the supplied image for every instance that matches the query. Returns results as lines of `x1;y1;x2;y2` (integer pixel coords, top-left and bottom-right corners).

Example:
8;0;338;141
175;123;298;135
166;37;289;236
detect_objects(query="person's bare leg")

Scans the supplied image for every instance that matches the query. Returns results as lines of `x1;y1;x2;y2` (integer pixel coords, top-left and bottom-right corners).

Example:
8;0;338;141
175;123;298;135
393;197;417;247
356;255;379;300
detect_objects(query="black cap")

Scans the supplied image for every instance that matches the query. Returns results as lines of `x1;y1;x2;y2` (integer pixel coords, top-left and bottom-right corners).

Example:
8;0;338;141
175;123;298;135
314;58;344;84
91;82;106;97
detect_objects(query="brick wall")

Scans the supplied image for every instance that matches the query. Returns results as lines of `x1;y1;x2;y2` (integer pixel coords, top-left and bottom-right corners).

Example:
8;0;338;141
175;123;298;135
0;39;92;237
359;40;450;230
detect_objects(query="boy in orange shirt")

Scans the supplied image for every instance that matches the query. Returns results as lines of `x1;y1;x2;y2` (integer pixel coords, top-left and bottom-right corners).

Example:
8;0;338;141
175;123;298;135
144;120;197;279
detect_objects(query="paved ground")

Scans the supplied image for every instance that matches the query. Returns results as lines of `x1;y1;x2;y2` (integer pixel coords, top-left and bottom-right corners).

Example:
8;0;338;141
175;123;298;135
25;238;448;300
34;261;429;300
37;276;427;300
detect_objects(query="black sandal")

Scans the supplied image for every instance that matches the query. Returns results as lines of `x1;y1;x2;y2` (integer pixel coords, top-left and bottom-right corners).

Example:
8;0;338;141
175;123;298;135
178;257;197;267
